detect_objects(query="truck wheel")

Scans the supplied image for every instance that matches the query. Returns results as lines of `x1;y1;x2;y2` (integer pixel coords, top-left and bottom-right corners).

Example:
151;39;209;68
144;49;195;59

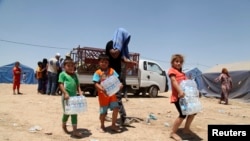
148;86;158;98
89;89;97;97
134;91;140;96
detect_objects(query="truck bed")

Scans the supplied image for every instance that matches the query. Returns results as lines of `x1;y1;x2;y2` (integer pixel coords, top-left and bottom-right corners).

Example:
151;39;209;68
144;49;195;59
71;46;141;95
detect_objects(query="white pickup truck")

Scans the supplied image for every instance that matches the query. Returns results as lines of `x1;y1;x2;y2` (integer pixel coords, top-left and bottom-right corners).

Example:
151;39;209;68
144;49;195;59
70;46;169;98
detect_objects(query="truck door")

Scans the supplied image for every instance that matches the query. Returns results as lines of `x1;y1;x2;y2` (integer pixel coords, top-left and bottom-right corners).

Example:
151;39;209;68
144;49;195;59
144;61;167;92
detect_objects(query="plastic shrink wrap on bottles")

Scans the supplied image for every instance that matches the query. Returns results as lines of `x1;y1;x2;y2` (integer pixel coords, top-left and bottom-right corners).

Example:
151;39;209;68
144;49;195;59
179;80;202;115
101;75;120;96
64;95;87;115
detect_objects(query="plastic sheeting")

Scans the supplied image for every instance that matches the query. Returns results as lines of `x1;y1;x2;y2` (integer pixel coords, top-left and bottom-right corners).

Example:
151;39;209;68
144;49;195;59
202;71;250;103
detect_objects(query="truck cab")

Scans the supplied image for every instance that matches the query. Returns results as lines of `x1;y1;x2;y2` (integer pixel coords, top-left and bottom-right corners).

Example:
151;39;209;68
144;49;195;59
126;59;169;97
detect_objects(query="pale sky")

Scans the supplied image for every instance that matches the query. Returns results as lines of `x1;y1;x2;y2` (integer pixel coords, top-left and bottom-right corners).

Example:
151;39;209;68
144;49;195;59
0;0;250;72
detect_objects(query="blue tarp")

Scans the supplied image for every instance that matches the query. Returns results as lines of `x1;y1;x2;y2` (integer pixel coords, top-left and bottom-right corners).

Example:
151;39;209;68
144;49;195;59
184;67;204;91
0;62;37;84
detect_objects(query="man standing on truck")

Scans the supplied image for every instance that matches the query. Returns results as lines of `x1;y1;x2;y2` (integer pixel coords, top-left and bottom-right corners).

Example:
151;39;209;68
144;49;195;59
105;28;137;126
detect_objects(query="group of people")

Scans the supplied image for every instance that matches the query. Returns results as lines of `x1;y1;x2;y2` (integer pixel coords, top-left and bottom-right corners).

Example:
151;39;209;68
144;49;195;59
35;53;71;95
12;27;233;140
57;28;137;138
35;58;48;94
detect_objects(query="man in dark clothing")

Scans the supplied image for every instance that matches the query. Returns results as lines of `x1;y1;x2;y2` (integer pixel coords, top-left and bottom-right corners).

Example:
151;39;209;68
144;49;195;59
105;40;129;126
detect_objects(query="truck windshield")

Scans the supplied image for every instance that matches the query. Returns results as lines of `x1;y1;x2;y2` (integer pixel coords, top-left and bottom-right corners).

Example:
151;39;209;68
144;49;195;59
147;62;163;74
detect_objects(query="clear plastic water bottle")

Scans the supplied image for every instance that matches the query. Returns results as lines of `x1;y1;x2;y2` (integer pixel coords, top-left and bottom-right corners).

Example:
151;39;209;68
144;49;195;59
77;95;82;113
72;96;78;114
185;87;191;96
77;96;82;113
189;87;194;96
179;98;187;115
188;102;194;114
82;95;87;112
64;100;71;114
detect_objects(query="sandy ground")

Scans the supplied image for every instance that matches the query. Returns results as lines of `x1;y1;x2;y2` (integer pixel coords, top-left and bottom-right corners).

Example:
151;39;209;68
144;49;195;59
0;84;250;141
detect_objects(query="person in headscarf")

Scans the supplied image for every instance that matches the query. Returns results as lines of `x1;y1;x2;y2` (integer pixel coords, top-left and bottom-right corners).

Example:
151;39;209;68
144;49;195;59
112;27;131;62
215;68;233;105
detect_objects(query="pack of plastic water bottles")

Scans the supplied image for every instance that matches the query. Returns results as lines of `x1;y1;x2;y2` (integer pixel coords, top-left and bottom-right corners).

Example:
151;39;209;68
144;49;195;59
179;80;202;115
64;95;87;115
101;75;121;96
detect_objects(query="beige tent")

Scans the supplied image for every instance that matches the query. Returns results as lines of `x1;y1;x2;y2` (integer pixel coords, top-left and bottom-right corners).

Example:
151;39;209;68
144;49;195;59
204;61;250;73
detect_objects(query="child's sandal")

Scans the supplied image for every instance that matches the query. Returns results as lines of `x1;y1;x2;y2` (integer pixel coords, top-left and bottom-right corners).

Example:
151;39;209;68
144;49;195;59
71;131;82;139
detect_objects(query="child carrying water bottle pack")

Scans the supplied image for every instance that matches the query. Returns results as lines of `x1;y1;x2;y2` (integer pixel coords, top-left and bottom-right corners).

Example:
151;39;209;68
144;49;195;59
168;54;200;141
58;59;85;138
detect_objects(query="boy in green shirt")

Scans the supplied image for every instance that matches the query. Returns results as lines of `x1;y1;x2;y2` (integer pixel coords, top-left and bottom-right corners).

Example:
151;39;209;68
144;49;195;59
58;59;83;138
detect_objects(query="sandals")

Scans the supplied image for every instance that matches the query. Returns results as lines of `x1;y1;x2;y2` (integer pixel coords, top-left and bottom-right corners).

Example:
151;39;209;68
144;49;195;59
170;133;182;141
98;127;106;133
111;126;122;133
71;131;82;139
